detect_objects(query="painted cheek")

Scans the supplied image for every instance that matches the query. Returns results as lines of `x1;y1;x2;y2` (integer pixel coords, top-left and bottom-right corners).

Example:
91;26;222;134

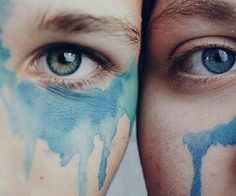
0;35;137;195
184;117;236;196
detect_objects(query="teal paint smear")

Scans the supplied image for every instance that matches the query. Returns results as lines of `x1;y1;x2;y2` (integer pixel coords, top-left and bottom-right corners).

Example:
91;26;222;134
0;50;137;195
184;117;236;196
0;2;138;195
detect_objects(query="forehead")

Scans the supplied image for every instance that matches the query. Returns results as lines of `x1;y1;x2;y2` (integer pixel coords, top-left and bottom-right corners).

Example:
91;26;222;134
151;0;236;17
6;0;141;24
149;0;236;33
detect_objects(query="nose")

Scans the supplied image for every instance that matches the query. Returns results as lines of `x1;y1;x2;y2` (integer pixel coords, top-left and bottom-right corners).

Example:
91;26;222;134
0;100;29;196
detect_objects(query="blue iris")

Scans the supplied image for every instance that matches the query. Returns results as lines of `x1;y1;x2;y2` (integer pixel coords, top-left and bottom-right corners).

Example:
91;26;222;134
47;46;82;76
202;48;235;74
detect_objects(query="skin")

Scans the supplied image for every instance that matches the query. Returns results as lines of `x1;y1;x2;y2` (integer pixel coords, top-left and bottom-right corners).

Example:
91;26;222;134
0;0;141;195
139;0;236;195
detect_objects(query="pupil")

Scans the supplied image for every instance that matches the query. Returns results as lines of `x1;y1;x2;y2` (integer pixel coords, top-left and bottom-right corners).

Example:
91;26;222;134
57;52;76;65
47;47;82;76
215;53;223;63
202;48;235;74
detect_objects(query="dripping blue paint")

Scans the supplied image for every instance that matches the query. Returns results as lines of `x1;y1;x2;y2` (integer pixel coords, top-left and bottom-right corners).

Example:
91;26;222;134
184;118;236;196
0;2;138;195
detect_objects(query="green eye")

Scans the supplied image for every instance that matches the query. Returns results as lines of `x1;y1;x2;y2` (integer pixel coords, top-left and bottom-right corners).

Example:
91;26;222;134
46;46;82;76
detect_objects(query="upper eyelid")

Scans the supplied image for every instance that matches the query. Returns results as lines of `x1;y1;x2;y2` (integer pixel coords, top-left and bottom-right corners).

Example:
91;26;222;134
169;38;236;62
168;36;236;58
29;42;121;73
165;42;236;74
170;43;235;64
171;41;233;59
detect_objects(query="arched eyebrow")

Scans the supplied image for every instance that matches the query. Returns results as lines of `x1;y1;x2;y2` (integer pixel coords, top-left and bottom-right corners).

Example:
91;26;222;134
38;13;140;47
151;0;235;28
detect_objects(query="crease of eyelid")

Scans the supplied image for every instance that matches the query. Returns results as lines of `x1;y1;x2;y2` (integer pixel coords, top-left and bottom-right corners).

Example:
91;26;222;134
37;12;141;47
151;0;236;27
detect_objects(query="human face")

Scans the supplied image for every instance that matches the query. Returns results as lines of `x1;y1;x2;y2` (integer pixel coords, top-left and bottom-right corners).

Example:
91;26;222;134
139;0;236;195
0;0;141;195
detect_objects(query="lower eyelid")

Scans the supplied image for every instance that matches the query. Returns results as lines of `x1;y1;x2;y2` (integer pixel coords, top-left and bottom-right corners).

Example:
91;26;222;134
30;67;114;90
168;72;236;94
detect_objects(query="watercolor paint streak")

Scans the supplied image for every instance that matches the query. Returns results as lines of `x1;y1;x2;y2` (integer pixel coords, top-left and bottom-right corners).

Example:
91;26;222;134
184;117;236;196
0;2;138;195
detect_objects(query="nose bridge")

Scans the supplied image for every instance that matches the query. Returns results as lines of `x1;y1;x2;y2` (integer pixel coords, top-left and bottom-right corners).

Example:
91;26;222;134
0;99;29;196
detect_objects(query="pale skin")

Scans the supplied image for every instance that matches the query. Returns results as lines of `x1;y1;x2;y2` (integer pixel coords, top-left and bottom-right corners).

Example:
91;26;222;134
139;0;236;196
0;0;141;195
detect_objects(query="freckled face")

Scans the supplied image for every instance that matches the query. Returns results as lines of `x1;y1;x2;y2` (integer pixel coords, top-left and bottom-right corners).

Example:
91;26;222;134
0;0;141;195
139;0;236;196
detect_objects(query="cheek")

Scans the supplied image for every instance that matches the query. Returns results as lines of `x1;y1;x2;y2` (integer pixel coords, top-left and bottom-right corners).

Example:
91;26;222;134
28;115;130;196
139;77;236;195
0;39;138;193
139;108;194;195
3;80;122;191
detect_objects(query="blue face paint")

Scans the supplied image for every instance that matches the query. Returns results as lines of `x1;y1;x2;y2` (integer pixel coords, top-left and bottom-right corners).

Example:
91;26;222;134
0;2;138;195
183;118;236;196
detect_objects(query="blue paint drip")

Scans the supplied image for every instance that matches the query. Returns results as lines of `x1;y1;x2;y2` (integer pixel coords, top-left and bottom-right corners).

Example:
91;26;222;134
0;3;138;194
0;45;137;195
184;117;236;196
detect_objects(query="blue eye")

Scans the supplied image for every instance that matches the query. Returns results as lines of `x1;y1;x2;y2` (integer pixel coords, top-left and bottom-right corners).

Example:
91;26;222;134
46;46;82;76
202;48;235;74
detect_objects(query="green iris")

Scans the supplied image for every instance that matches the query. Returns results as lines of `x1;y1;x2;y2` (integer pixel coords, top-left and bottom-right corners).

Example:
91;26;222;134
47;46;82;76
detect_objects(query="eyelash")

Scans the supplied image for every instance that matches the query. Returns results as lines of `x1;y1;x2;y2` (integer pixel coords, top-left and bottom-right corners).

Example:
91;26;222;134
168;43;233;73
27;43;118;90
165;43;236;93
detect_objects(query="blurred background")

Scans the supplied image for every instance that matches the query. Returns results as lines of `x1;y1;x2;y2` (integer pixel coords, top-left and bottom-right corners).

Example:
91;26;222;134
107;126;147;196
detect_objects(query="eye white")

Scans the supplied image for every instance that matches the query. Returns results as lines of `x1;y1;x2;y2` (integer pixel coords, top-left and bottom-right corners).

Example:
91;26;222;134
181;50;236;75
36;54;98;78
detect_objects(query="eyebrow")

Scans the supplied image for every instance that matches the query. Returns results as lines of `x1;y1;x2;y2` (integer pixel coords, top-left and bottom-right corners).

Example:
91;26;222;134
38;13;140;47
151;0;236;27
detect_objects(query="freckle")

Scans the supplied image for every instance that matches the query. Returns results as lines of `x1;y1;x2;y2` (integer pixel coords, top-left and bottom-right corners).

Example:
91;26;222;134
210;172;216;178
43;149;50;154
